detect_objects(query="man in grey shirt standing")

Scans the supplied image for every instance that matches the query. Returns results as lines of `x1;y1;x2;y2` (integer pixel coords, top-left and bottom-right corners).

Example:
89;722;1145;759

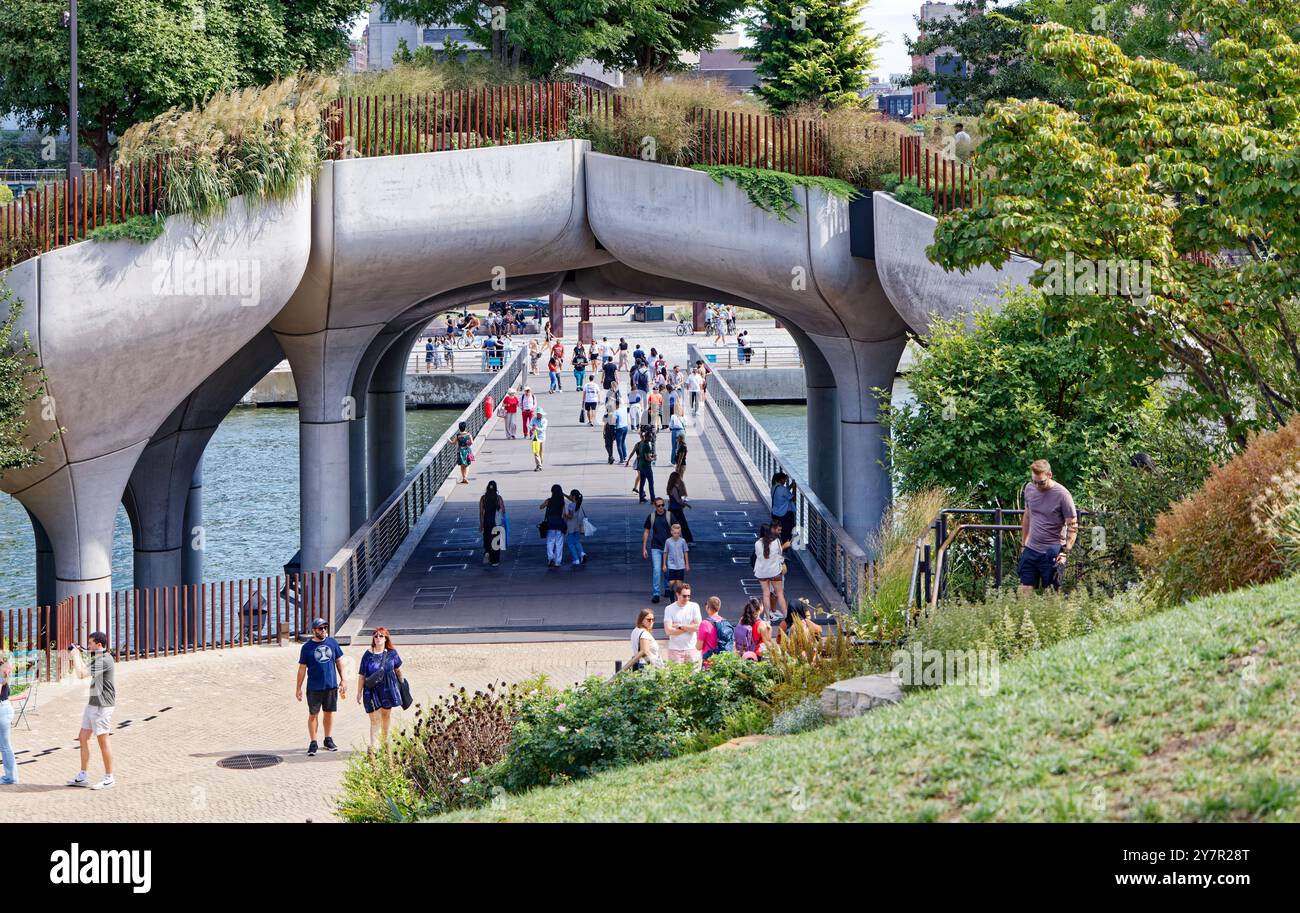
1018;459;1079;593
67;631;116;790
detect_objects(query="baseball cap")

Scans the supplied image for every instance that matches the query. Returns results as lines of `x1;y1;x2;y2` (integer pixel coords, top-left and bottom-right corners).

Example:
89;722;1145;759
311;618;328;629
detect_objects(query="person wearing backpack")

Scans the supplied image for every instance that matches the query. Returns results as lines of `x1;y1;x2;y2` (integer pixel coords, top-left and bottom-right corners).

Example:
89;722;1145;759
698;597;735;665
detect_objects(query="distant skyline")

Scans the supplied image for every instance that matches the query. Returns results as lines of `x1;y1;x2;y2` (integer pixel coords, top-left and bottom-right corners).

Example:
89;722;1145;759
350;0;928;81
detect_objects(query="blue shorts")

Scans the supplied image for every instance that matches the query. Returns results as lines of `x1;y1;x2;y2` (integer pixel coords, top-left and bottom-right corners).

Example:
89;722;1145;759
1017;545;1062;588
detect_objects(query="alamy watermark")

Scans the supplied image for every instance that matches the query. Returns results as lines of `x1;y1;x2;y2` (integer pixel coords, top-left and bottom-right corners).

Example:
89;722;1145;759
892;642;1000;696
151;253;262;307
1040;252;1151;303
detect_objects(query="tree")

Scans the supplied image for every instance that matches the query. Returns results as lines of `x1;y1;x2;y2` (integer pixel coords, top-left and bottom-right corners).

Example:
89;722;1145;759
929;3;1300;446
903;1;1208;115
382;0;743;78
596;0;747;75
902;1;1064;115
883;287;1159;506
0;0;364;168
743;0;880;112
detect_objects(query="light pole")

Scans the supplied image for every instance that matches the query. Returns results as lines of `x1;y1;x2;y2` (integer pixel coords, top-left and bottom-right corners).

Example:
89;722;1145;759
64;1;81;179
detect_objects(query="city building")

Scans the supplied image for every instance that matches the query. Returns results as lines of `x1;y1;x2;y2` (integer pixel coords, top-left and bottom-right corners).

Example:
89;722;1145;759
348;26;369;73
911;1;965;117
878;92;913;119
694;46;759;91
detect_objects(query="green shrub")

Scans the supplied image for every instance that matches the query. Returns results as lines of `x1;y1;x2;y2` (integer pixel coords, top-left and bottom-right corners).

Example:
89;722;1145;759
1081;404;1224;588
889;176;935;214
882;286;1161;508
908;584;1161;671
678;701;774;753
692;165;860;222
335;680;535;822
88;214;165;243
769;696;828;736
497;653;775;792
1136;414;1300;604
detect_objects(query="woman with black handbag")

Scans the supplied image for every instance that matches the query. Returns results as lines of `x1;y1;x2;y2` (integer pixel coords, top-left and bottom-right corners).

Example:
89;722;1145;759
355;627;406;752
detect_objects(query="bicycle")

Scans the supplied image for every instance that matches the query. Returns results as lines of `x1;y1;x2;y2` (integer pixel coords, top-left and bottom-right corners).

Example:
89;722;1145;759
673;313;691;336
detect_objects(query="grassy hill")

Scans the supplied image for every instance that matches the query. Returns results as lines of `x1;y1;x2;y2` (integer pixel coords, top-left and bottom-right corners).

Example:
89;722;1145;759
440;576;1299;822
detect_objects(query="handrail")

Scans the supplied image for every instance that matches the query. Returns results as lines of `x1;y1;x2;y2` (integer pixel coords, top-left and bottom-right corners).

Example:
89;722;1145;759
0;570;334;681
326;346;527;620
695;344;803;370
689;343;872;610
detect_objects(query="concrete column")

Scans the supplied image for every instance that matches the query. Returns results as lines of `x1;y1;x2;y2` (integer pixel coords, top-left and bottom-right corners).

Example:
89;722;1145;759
786;324;841;519
182;461;203;585
276;326;380;573
578;297;593;344
27;508;56;608
548;291;565;338
807;332;908;549
12;445;147;603
349;416;367;531
367;326;422;513
692;301;707;332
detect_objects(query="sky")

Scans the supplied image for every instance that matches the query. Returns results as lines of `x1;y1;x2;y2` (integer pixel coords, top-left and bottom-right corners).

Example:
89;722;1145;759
351;1;926;81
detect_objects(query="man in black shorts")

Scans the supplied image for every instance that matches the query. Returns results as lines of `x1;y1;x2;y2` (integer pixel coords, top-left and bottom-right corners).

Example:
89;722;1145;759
295;618;346;756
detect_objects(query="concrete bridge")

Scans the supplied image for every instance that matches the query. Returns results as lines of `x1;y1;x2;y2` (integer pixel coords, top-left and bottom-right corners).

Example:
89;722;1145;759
0;139;1035;605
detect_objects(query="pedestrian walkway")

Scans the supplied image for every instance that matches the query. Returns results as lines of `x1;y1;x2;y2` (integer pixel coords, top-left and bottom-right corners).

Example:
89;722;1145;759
365;383;818;635
1;639;626;823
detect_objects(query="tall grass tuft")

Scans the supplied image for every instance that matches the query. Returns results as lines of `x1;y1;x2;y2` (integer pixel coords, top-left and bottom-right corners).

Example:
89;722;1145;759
789;103;911;190
571;78;761;166
116;74;337;222
860;488;948;637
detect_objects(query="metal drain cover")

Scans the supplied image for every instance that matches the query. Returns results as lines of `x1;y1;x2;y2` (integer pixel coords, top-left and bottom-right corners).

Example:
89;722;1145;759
217;753;283;771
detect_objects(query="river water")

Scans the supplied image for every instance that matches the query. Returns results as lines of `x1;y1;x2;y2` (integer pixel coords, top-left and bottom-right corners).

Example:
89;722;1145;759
0;407;457;608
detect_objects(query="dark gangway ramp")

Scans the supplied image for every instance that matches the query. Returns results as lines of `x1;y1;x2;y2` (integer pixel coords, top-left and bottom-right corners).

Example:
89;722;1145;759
364;391;818;636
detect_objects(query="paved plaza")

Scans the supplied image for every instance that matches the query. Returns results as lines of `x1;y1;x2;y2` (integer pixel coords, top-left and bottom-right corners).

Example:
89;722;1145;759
2;639;629;822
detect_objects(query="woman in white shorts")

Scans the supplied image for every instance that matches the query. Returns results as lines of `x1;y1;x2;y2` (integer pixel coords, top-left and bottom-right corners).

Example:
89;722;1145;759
752;524;789;624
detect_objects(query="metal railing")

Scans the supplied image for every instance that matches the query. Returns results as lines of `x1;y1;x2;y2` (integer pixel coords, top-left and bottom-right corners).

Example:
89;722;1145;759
324;84;834;176
328;346;527;619
898;134;983;215
695;344;803;370
0;570;333;682
907;507;1101;616
690;343;872;610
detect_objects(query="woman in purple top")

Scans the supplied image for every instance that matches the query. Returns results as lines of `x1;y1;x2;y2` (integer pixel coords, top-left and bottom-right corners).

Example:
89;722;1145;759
355;627;405;751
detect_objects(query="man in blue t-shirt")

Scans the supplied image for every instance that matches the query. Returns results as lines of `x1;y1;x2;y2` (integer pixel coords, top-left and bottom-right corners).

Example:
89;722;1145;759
295;618;346;756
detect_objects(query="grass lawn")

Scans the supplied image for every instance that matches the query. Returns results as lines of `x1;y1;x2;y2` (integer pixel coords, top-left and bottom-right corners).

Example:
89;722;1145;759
440;576;1299;822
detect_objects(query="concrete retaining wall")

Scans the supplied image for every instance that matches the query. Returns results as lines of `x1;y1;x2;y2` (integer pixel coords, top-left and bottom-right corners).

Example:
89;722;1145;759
715;368;806;402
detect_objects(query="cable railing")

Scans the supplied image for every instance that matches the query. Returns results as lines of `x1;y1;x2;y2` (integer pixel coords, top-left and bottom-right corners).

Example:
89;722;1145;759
690;343;872;610
328;346;528;620
695;344;803;369
0;570;333;682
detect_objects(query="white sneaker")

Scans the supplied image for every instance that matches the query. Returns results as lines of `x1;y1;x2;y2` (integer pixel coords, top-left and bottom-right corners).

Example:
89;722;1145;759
90;776;115;791
66;773;89;787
